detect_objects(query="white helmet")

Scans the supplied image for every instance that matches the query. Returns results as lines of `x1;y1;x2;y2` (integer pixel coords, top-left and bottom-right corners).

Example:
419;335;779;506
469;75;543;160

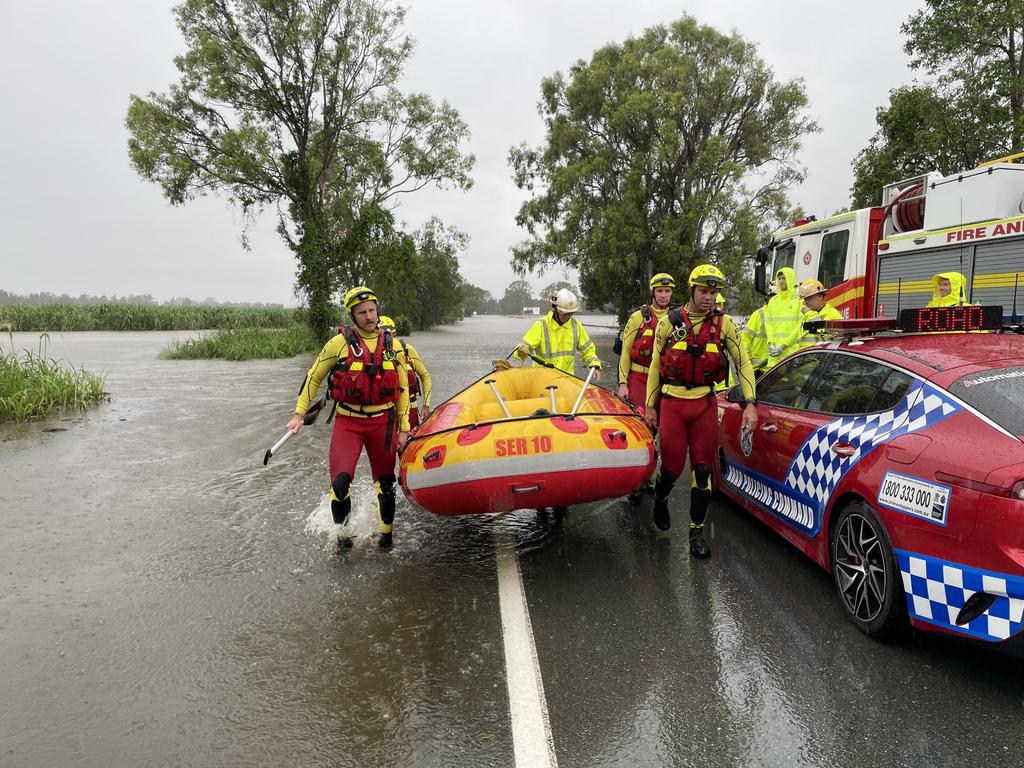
551;288;580;314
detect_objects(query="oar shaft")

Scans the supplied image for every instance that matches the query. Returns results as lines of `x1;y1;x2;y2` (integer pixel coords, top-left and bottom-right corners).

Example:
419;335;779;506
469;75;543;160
263;429;295;465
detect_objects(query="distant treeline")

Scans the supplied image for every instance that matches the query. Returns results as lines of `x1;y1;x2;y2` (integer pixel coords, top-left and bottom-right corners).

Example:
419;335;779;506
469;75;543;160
0;303;320;332
0;290;285;308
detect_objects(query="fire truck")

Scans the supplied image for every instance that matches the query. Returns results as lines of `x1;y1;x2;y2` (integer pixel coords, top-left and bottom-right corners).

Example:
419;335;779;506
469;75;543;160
755;154;1024;321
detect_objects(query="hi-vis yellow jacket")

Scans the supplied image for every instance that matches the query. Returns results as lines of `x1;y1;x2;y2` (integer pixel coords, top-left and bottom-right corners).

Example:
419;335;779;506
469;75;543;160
295;326;411;431
927;272;971;307
794;301;842;352
397;340;432;407
763;267;804;366
517;311;602;374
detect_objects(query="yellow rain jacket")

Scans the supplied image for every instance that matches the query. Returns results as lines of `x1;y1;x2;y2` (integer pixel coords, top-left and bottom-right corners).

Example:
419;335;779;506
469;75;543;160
763;267;804;366
295;326;411;431
793;301;842;352
927;272;971;307
741;305;769;372
517;311;602;375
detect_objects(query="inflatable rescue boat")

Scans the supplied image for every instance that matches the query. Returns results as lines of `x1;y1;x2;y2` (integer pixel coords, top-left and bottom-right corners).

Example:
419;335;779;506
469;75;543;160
399;366;656;515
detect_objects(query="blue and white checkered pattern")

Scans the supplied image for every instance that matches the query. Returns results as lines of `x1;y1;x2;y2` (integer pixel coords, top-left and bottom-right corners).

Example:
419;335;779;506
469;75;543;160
897;550;1024;641
784;383;960;507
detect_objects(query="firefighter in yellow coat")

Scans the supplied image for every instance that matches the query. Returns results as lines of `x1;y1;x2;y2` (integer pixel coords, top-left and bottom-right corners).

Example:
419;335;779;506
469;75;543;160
286;287;411;551
377;315;432;430
515;289;602;379
793;279;842;351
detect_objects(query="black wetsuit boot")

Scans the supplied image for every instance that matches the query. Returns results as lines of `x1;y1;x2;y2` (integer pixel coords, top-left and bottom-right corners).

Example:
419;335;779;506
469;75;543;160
376;474;396;550
652;470;677;531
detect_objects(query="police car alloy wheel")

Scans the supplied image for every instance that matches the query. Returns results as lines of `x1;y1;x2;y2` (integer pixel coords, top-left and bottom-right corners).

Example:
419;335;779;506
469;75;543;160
830;500;906;638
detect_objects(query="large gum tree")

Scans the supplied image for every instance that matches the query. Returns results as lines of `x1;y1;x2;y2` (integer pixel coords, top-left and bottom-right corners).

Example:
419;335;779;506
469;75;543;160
127;0;474;338
509;15;816;317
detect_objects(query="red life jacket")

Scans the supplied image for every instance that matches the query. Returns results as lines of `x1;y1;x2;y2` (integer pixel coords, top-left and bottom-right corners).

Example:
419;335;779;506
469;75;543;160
629;306;659;366
659;308;728;387
398;340;420;399
328;327;401;406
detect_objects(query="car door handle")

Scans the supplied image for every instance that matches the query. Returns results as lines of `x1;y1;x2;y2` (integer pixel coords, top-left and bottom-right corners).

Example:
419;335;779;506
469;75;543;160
760;424;778;433
830;442;856;457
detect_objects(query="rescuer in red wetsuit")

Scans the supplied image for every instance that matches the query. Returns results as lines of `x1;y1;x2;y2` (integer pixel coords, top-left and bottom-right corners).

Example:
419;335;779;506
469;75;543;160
286;286;411;551
644;265;758;558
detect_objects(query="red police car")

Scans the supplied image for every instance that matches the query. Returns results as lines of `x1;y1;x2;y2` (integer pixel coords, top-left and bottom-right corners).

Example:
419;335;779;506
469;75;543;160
717;306;1024;643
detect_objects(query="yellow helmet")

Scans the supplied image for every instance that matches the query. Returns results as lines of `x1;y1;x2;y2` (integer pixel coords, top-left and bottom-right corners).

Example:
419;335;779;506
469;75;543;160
377;315;396;330
715;293;725;305
343;286;378;312
798;278;828;299
649;273;676;290
688;264;726;289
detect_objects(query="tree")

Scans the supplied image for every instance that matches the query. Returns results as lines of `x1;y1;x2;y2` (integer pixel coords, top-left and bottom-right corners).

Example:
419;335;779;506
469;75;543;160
850;85;1007;208
410;217;467;330
459;283;497;315
499;280;535;315
537;280;577;303
903;1;1024;152
126;0;474;340
509;15;816;319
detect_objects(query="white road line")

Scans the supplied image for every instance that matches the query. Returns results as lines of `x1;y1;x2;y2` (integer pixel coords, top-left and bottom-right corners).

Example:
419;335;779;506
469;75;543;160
495;531;559;768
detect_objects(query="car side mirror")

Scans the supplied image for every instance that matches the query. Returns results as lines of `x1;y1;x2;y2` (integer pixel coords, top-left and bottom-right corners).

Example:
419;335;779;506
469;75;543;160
726;384;746;404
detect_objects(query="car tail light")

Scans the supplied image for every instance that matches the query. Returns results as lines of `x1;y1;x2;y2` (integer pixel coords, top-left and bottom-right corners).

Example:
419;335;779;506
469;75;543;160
1011;481;1024;501
936;471;1010;497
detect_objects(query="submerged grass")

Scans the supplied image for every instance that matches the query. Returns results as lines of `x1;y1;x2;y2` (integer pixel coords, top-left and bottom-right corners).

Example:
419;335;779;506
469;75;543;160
0;336;109;422
160;326;320;361
0;304;333;332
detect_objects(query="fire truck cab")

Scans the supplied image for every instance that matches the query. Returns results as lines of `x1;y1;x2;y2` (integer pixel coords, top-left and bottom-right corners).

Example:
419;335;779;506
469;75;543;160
755;157;1024;321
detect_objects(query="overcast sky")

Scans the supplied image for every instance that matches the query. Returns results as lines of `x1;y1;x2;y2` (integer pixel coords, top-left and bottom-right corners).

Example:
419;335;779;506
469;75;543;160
1;0;924;306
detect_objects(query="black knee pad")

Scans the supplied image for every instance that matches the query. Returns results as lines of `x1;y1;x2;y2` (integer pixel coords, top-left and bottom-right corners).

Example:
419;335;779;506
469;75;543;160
694;463;711;490
655;469;678;500
330;472;353;525
332;472;353;500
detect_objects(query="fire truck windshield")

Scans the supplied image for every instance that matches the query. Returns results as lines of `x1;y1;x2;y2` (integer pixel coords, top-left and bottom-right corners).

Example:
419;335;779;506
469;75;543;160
772;240;796;275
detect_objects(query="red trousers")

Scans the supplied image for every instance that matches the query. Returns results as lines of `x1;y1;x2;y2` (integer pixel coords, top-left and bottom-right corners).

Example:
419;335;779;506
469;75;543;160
658;395;717;479
626;370;648;411
329;410;398;482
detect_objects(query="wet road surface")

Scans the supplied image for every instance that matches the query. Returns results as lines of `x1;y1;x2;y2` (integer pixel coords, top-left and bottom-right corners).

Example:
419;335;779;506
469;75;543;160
2;319;1024;767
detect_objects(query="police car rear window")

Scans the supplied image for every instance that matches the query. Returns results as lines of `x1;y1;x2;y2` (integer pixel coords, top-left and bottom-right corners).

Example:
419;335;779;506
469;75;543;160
948;366;1024;436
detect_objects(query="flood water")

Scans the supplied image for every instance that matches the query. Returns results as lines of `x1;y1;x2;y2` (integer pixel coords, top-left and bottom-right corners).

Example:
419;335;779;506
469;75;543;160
3;316;1024;768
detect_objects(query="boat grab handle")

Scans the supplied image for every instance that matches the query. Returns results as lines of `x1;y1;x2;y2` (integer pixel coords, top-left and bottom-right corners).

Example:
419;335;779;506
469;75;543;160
512;484;542;494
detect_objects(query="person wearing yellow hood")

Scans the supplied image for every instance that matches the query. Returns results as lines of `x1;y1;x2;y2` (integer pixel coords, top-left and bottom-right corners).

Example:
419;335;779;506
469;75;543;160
752;267;803;368
928;272;971;307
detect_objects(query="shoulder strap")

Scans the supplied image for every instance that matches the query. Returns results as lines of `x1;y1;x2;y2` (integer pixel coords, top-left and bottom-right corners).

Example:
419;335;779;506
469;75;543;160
342;326;363;357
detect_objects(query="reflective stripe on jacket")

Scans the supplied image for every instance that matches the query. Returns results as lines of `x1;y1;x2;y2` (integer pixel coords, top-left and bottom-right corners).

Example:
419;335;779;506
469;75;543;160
518;311;601;374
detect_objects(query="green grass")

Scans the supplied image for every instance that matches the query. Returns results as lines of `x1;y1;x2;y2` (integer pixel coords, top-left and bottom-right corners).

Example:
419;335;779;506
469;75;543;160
160;326;321;360
0;303;319;332
0;337;109;422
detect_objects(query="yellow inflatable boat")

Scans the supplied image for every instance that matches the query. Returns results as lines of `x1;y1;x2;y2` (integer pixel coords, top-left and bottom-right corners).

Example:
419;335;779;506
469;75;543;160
399;366;656;515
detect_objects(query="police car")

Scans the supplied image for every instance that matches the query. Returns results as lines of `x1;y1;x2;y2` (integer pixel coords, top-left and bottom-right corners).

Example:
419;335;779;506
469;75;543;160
717;305;1024;644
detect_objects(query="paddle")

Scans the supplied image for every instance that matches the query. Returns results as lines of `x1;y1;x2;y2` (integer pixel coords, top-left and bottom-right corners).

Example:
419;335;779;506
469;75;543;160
262;396;328;466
